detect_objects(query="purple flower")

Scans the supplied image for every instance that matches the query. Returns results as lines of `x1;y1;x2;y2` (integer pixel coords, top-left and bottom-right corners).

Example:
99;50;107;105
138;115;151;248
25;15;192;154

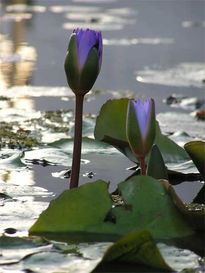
126;98;156;159
64;28;103;94
74;28;102;72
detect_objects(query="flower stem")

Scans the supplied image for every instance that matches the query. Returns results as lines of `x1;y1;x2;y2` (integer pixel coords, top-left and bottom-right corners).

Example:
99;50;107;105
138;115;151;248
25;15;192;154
139;156;146;175
70;94;84;189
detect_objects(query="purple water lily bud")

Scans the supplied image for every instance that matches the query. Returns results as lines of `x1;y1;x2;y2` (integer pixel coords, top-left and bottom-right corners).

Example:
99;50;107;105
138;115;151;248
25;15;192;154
64;28;103;95
126;98;156;159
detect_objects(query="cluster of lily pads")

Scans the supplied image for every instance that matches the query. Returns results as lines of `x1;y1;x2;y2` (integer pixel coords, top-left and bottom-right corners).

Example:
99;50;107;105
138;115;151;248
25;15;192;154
27;28;205;272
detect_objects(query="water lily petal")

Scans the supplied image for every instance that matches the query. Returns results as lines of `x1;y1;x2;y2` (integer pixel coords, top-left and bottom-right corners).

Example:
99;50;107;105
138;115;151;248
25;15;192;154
77;29;98;70
126;98;156;158
65;28;103;94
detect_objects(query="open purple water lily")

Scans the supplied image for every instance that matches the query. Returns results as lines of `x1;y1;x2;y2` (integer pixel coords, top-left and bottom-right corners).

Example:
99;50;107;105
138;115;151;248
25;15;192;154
64;28;103;95
126;98;156;160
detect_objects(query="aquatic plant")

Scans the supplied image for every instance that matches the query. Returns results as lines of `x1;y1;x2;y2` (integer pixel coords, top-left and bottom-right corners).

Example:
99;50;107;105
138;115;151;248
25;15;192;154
64;28;102;189
126;98;156;174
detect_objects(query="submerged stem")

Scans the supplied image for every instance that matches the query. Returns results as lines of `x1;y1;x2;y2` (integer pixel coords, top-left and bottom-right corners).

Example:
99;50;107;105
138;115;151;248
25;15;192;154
139;156;146;175
70;94;84;189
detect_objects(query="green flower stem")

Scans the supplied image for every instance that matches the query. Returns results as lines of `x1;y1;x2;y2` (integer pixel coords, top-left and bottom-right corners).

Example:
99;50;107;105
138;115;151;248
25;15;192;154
139;156;146;175
70;94;84;189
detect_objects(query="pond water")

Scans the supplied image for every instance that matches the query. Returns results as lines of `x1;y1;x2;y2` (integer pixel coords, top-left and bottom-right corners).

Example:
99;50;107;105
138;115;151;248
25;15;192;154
0;0;204;238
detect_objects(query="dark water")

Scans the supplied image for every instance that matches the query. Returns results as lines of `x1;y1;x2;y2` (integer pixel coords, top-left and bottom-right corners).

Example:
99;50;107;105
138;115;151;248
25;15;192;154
0;0;204;201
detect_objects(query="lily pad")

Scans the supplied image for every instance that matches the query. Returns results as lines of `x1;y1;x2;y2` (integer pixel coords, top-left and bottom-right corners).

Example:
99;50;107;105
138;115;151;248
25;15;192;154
163;181;205;232
157;243;201;272
29;177;193;240
6;4;46;13
0;231;202;273
0;150;26;170
23;148;72;167
94;98;189;164
0;236;51;264
104;37;174;46
50;137;118;155
29;180;113;236
184;141;205;180
136;63;205;88
0;197;49;235
147;144;168;180
111;176;194;239
0;232;168;273
103;230;171;271
157;112;205;142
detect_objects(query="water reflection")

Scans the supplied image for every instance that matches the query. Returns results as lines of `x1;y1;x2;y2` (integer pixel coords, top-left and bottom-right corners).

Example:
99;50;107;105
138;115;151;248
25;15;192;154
0;0;36;89
0;169;35;186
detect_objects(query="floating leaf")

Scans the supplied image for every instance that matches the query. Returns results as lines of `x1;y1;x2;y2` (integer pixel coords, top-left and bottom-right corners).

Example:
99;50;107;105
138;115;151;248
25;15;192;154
0;237;101;273
23;148;72;167
136;62;205;88
155;122;189;163
103;230;171;271
157;243;200;272
30;177;193;240
0;236;51;265
193;185;205;204
0;232;201;273
0;150;26;170
8;250;100;273
147;144;168;179
184;141;205;180
29;180;114;237
157;112;205;142
0;197;49;235
164;181;205;232
94;98;189;164
50;137;118;155
111;176;193;239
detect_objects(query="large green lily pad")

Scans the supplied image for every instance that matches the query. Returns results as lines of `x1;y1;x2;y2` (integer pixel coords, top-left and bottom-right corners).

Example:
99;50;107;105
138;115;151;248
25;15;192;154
29;180;113;236
29;178;193;240
94;98;189;163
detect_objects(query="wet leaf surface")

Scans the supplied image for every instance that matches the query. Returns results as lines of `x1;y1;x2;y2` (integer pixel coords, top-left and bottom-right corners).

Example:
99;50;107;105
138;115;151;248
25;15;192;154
102;230;171;271
0;236;52;264
6;4;46;13
104;37;174;46
136;63;205;88
184;141;205;180
147;145;168;180
157;113;205;142
163;181;205;232
30;178;194;240
50;137;118;155
0;150;26;170
0;197;49;236
0;233;203;273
